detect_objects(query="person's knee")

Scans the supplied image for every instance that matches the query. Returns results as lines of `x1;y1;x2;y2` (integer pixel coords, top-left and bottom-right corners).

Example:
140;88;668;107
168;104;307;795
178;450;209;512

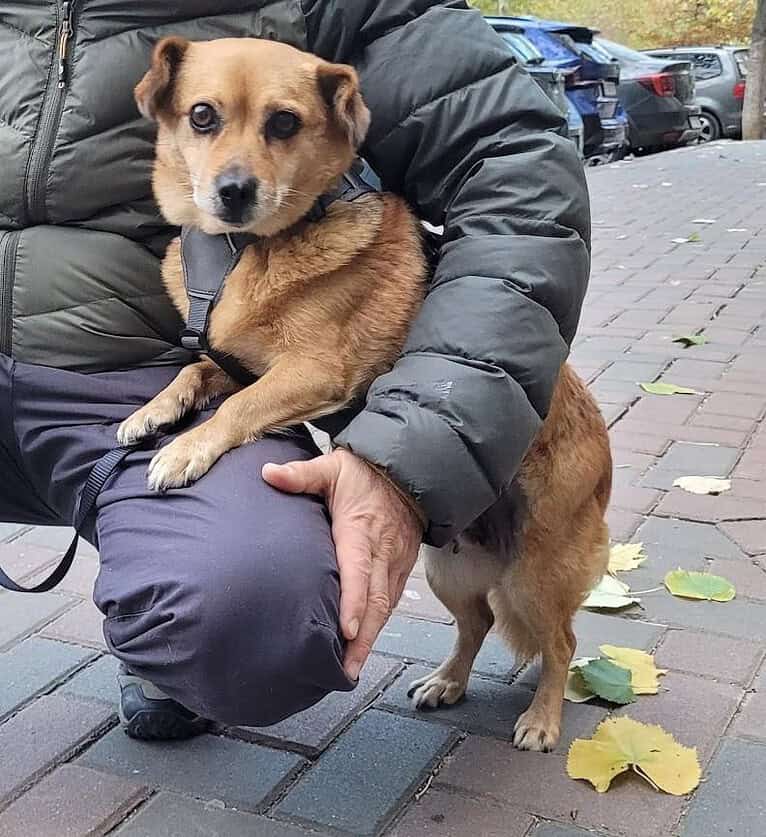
103;529;352;726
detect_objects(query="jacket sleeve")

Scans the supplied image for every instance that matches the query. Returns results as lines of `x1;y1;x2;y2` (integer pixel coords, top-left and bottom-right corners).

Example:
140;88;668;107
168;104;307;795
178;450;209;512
304;1;591;547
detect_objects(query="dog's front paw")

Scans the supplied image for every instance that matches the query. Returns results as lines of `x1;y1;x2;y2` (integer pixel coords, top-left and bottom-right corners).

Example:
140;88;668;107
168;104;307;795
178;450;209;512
513;706;560;752
407;669;468;710
117;409;161;446
117;399;183;446
147;432;221;491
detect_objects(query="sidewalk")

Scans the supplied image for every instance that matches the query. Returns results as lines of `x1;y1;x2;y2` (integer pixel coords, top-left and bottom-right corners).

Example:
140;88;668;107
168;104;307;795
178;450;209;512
1;141;765;837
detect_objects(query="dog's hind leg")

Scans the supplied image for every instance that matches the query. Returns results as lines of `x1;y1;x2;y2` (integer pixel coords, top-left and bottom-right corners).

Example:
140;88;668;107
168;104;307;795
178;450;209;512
494;509;609;752
408;543;500;709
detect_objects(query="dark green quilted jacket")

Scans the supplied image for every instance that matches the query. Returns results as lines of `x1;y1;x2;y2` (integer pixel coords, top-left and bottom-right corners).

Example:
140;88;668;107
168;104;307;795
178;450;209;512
0;1;591;546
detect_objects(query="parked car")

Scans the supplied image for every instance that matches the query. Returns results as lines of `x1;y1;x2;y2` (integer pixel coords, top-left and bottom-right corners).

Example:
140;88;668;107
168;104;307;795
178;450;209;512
487;19;584;156
501;16;629;162
643;45;748;141
596;38;701;153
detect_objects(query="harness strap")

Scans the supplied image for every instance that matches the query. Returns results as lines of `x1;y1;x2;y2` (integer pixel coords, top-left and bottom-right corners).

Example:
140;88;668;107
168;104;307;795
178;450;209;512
0;445;133;593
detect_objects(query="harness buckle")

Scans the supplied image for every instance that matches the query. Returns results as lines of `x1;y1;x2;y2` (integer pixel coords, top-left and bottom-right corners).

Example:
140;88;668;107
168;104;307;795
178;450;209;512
180;328;205;352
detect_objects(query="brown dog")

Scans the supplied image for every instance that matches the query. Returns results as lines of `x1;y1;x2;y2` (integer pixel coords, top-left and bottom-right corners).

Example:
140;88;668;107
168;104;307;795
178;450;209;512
120;36;612;751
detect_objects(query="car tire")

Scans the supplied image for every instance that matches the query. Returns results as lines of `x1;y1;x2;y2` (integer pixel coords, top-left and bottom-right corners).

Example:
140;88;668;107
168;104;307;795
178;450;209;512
698;111;721;143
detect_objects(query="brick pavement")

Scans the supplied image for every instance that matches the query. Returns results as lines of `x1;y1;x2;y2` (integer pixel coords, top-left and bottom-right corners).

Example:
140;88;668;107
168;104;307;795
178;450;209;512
1;140;766;836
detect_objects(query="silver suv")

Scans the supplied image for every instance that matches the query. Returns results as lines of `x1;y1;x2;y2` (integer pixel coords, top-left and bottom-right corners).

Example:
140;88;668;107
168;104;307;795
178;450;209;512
644;45;748;141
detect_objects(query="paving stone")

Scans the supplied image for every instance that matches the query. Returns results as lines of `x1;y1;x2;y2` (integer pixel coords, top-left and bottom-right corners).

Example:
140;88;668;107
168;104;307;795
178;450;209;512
14;526;79;553
59;653;121;707
654;489;764;523
79;728;303;812
0;543;59;583
609;429;669;456
640;441;740;490
689;411;756;432
40;599;106;649
606;508;643;542
0;695;114;806
609;485;661;514
0;765;147;837
637;589;766;640
0;523;26;542
532;826;606;837
626;396;703;426
0;637;96;721
680;738;766;836
614;670;741;763
729;664;766;740
702;392;766;419
114;792;313;837
707;557;766;600
572;611;664;657
719;520;766;556
396;575;454;624
228;654;402;756
275;709;457;835
635;514;746;569
390;788;534;837
0;591;76;652
656;628;763;685
615;419;747;449
374;616;518;680
599;360;667;383
437;737;685;837
378;665;606;753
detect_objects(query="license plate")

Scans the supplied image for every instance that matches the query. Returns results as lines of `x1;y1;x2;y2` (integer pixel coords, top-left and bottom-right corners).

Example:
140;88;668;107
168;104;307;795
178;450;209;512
602;81;618;97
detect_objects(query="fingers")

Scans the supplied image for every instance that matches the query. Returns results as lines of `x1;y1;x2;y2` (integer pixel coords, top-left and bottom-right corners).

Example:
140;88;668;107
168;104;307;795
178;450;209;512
335;524;373;642
261;454;338;497
343;551;391;681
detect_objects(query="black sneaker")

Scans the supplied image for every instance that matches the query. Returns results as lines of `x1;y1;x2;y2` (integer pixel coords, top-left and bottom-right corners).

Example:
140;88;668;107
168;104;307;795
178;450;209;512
117;665;210;741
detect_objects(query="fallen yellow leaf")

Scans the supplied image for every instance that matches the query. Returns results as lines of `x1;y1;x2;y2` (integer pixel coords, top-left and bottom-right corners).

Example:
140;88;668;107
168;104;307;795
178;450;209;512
609;543;647;574
567;717;701;795
599;645;668;695
672;476;731;496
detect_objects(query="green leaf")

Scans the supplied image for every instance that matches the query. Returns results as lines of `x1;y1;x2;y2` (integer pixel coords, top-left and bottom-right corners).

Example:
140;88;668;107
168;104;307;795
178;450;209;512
687;231;702;242
565;667;597;703
639;382;701;396
672;334;707;348
582;575;641;610
577;659;636;705
664;570;736;602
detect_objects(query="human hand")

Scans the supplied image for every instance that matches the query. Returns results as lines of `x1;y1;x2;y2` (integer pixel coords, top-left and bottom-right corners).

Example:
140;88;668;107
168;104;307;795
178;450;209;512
262;448;424;680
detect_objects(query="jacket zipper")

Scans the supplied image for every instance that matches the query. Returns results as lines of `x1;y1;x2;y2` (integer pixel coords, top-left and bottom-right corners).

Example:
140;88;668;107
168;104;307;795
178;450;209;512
24;1;76;225
0;232;21;355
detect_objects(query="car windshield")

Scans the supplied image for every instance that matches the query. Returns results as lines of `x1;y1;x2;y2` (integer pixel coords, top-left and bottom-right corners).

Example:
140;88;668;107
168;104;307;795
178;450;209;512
735;49;749;77
500;31;544;64
579;39;616;64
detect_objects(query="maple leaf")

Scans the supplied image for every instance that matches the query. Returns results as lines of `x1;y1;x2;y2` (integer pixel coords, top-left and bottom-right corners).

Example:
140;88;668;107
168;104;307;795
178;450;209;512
567;717;701;795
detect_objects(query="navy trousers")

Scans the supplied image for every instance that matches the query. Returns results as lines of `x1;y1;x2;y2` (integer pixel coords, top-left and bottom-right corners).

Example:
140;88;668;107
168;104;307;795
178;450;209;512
0;355;353;725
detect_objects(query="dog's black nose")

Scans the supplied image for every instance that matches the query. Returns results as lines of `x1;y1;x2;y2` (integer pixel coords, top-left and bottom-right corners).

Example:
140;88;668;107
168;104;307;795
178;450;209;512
215;171;258;224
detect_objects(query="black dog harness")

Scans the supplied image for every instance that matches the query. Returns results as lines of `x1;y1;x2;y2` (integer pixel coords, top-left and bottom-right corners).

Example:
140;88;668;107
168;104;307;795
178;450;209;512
0;160;382;593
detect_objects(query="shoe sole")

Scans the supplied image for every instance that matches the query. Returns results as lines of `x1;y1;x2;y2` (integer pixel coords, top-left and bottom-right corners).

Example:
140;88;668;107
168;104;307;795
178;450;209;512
119;705;210;741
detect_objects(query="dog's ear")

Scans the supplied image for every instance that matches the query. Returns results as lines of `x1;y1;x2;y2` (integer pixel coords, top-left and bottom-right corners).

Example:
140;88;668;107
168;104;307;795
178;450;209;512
316;63;371;149
135;36;190;121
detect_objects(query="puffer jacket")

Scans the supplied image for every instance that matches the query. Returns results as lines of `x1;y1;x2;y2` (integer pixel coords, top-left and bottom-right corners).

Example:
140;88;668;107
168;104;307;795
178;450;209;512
0;1;591;546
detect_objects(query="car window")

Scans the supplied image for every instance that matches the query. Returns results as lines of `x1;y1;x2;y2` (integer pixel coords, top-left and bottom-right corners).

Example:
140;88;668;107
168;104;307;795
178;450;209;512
735;50;749;77
523;27;578;61
690;53;723;80
598;38;648;65
499;31;544;64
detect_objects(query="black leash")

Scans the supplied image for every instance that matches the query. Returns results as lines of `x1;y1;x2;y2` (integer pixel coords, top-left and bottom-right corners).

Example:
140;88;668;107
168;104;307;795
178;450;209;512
0;445;133;593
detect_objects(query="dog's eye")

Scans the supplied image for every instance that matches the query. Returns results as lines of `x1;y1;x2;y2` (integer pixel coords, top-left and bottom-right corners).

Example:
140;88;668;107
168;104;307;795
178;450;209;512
189;103;219;133
266;110;301;140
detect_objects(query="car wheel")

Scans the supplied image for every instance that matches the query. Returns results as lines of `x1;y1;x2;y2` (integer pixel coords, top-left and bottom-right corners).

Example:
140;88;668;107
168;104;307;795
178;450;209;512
698;112;721;143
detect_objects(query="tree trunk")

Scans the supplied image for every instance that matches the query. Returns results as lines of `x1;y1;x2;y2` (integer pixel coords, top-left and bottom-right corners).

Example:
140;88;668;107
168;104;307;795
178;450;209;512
743;0;766;140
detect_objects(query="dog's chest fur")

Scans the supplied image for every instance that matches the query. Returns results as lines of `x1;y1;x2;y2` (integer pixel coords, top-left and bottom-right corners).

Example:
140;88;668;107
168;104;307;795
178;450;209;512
160;195;428;394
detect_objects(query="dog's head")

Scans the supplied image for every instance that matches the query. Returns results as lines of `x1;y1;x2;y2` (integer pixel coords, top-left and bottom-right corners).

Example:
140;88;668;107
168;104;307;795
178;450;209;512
135;37;370;236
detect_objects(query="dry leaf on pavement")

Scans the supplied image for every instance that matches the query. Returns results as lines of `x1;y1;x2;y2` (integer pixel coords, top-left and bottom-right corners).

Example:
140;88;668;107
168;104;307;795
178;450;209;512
664;569;736;602
567;717;701;795
609;543;647;574
672;476;731;495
